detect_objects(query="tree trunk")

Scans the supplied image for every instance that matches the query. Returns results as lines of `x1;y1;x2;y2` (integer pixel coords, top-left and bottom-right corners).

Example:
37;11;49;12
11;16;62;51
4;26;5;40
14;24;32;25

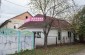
43;14;54;48
44;34;48;48
74;34;76;42
73;32;77;42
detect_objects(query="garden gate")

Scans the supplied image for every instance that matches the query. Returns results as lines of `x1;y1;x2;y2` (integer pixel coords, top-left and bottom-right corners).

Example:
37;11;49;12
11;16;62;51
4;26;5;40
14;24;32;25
0;28;34;55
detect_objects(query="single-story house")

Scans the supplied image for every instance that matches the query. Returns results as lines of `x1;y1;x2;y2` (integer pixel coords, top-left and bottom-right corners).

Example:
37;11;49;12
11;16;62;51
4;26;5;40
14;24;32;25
19;14;74;47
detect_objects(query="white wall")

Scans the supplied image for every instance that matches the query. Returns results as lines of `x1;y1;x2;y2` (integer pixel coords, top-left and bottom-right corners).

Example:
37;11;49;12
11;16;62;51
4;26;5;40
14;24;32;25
25;28;74;46
47;30;57;45
24;28;44;46
61;30;68;43
3;19;25;29
0;35;33;55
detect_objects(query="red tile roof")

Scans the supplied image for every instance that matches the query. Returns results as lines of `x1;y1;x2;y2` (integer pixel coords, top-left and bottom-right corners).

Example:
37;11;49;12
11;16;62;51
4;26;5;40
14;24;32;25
19;14;70;29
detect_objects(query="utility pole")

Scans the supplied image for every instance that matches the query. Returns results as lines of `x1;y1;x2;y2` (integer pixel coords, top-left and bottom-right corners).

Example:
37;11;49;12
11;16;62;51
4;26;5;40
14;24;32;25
0;0;1;8
0;0;1;18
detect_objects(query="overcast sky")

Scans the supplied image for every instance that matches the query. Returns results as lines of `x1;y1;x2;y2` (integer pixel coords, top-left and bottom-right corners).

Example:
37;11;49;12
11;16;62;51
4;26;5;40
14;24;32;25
0;0;85;24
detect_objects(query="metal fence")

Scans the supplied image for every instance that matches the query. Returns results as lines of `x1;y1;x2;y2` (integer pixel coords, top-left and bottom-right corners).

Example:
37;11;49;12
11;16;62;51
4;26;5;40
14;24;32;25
0;28;34;55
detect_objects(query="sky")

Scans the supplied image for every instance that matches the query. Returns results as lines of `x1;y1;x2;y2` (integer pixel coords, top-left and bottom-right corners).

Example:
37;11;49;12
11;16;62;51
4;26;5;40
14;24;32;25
0;0;85;24
0;0;30;23
75;0;85;5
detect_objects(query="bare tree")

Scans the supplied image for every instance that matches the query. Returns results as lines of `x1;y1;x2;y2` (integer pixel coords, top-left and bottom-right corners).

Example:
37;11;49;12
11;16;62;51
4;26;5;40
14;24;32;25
30;0;75;48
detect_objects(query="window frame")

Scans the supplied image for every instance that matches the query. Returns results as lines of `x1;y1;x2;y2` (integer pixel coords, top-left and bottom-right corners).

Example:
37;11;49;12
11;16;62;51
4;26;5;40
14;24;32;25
33;31;41;38
58;31;61;40
68;31;71;38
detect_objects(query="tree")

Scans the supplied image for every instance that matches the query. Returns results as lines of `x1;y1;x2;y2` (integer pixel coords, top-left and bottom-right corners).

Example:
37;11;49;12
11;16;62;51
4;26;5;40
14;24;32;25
72;6;85;43
30;0;75;48
78;6;85;43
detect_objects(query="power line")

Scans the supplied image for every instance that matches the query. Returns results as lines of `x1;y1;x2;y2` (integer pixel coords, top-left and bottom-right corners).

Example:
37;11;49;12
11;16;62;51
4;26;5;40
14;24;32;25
0;3;26;14
0;0;30;14
4;0;29;8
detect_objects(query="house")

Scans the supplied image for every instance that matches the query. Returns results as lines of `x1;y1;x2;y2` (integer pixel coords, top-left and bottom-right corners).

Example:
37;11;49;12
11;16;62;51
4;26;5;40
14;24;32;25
0;11;33;29
19;14;74;47
0;12;34;54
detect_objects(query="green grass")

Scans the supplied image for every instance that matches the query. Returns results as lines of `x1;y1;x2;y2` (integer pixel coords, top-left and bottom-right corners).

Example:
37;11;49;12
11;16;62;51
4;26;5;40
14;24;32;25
10;44;85;55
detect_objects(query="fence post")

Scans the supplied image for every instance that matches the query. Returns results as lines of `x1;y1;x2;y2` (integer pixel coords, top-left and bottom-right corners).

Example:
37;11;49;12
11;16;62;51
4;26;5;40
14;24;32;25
17;30;21;54
32;33;35;49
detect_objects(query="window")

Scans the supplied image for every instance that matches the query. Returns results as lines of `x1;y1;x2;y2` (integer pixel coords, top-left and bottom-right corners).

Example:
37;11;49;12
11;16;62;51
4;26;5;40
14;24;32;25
68;31;71;37
33;32;41;38
58;31;61;40
14;25;16;29
14;23;19;29
26;16;28;19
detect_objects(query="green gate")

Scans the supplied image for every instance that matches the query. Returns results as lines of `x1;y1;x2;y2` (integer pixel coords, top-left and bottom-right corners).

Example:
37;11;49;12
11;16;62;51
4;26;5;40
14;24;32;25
0;28;34;55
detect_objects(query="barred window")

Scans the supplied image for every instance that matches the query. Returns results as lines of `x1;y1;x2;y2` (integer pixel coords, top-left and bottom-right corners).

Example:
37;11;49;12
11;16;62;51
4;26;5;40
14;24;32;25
33;32;41;38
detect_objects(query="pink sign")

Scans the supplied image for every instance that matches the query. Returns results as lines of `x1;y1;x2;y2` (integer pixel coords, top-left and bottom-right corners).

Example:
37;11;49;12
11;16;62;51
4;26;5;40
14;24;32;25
25;17;44;23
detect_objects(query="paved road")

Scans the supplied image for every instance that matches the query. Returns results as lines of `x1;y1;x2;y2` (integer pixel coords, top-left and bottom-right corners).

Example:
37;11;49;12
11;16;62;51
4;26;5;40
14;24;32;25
70;49;85;55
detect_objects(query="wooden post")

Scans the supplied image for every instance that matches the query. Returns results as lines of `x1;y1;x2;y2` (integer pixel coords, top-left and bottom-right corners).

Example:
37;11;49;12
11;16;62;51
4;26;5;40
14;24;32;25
56;37;57;45
33;33;35;49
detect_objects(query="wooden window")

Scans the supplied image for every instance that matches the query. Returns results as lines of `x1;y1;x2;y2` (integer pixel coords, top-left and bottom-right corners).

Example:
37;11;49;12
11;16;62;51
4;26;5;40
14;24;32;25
68;31;71;37
33;31;41;38
58;31;61;40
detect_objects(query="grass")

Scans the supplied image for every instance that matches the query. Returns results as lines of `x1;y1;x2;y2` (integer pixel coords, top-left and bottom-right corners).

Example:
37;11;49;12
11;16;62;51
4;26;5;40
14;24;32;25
10;43;85;55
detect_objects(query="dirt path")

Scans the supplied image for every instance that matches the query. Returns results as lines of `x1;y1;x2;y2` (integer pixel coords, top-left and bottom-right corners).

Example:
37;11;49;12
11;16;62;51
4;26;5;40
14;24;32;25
70;49;85;55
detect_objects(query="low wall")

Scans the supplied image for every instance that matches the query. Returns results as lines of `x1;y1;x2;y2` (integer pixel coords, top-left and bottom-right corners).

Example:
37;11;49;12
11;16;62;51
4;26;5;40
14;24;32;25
0;35;33;55
0;28;34;55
